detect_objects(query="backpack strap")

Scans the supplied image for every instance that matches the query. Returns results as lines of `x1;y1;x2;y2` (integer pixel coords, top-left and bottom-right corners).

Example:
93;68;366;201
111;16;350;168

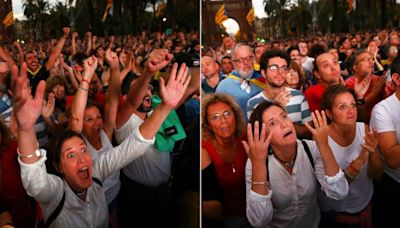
301;140;315;170
44;177;102;227
92;177;103;187
45;191;65;228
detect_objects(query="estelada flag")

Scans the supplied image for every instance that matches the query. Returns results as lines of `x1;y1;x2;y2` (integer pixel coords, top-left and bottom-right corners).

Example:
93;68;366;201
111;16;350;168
3;11;13;28
102;0;113;22
246;8;255;25
215;4;228;25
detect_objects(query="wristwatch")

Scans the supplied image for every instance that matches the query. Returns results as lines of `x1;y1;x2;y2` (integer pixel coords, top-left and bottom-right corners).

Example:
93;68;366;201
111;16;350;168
356;98;365;105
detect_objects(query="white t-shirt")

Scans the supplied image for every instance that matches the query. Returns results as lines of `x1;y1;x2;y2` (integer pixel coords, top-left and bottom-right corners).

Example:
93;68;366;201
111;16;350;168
114;111;171;187
245;140;348;228
370;93;400;182
84;129;120;205
318;122;372;213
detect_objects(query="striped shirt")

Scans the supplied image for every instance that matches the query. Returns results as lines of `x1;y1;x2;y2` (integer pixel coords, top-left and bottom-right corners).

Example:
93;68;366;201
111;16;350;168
247;87;312;124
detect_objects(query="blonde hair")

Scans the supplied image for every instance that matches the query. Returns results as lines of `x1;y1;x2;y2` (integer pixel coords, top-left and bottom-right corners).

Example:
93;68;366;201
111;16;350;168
201;93;245;140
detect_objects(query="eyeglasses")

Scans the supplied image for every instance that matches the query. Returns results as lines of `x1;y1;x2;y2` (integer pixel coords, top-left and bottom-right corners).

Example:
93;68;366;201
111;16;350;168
355;56;373;65
210;111;233;122
267;64;289;73
233;56;254;64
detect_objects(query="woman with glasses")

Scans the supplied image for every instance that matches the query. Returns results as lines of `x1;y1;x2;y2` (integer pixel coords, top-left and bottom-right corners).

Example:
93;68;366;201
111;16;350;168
318;84;382;228
245;100;348;228
202;93;250;228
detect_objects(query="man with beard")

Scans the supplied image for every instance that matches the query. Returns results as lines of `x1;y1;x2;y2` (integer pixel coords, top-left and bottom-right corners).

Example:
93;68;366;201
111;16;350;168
26;27;70;95
345;50;387;117
216;43;264;121
115;49;195;227
247;49;312;138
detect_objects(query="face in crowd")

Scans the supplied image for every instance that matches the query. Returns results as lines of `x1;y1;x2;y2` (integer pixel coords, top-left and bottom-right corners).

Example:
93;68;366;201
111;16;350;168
232;45;254;79
326;91;357;126
206;101;236;140
201;56;219;79
298;42;309;57
352;51;374;78
289;49;301;64
25;51;40;72
262;57;289;88
255;46;267;64
314;53;341;85
220;57;233;74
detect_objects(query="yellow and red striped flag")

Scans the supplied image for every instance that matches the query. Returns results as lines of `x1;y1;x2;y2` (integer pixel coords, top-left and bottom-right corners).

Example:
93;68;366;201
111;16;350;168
246;8;255;25
215;4;228;25
102;0;113;22
3;11;13;28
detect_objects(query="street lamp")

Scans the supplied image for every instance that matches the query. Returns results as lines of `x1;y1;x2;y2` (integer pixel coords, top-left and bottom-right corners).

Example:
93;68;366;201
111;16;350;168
222;18;240;36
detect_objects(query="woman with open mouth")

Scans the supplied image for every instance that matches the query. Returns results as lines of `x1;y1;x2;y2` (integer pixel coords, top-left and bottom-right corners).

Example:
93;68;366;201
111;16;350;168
318;84;383;227
244;100;349;228
11;50;190;227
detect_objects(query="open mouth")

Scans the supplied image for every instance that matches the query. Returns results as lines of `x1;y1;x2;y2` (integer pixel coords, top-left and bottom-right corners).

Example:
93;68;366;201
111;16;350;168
283;130;293;138
78;167;90;180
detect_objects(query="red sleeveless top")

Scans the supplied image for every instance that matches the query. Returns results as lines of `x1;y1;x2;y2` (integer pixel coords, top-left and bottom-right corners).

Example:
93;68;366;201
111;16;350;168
202;139;248;217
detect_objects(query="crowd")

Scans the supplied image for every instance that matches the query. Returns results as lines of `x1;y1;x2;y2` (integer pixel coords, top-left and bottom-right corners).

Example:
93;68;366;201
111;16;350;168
201;30;400;228
0;27;200;228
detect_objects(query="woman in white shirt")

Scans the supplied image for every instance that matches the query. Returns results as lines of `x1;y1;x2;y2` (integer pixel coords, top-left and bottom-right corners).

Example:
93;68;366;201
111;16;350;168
12;54;190;227
318;84;382;228
244;100;348;228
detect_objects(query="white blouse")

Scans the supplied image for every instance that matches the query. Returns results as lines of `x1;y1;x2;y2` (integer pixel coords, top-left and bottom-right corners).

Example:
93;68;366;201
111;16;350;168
246;139;348;228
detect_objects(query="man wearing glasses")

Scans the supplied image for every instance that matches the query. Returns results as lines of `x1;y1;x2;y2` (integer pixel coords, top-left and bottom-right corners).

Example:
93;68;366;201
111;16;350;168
247;49;312;139
345;50;388;118
216;43;264;121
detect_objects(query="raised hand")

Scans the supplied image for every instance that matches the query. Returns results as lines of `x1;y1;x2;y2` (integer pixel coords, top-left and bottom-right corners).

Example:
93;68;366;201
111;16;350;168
82;56;98;79
72;32;78;40
104;49;119;69
275;90;291;106
242;121;273;163
159;63;190;109
145;49;173;74
305;110;329;145
12;63;45;131
362;128;379;154
354;76;372;99
42;93;55;119
86;31;92;39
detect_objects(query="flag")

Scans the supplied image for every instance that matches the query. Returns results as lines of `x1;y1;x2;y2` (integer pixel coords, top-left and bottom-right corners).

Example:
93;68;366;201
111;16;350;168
347;0;356;14
3;11;13;28
215;4;228;25
246;8;255;25
102;0;113;22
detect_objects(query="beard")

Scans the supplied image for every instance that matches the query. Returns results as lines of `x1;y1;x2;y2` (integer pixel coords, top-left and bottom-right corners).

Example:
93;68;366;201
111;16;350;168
237;68;254;79
137;96;152;113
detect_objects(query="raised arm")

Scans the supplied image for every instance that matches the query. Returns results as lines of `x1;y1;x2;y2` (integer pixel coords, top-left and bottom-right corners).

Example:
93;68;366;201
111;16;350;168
12;63;45;164
139;63;190;139
103;49;120;139
68;56;98;133
71;31;78;57
45;27;70;71
116;49;173;128
85;31;92;57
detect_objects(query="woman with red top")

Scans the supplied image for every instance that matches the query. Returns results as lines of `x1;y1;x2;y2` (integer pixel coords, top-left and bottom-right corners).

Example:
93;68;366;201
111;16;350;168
201;93;250;228
0;118;37;227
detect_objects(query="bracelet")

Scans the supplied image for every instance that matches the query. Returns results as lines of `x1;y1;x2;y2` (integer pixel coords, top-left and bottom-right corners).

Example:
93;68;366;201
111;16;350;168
79;87;89;92
17;148;43;159
81;78;90;84
251;181;268;185
349;162;359;173
344;168;355;180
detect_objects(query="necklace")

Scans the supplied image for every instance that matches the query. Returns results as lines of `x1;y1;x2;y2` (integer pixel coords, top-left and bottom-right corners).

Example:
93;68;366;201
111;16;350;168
274;151;297;169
